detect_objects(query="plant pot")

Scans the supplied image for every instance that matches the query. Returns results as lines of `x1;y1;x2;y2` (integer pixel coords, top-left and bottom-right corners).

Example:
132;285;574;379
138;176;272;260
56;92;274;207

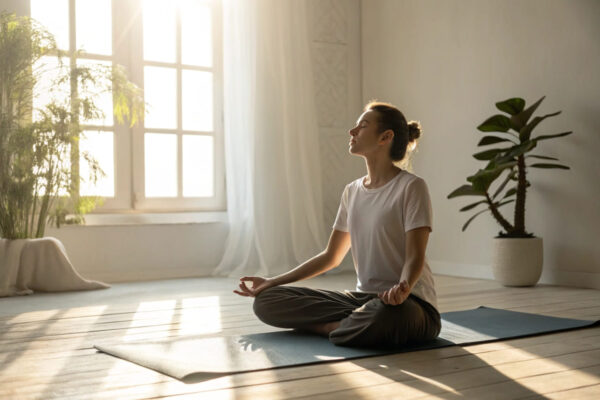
0;239;33;296
492;237;543;287
1;237;109;297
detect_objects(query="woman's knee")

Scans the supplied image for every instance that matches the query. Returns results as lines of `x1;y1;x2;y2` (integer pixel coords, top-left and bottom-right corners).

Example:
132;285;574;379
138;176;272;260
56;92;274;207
330;297;432;348
252;286;294;324
253;287;278;316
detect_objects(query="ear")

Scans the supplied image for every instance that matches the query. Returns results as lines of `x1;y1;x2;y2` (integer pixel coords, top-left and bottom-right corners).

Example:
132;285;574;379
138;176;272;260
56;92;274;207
379;129;395;144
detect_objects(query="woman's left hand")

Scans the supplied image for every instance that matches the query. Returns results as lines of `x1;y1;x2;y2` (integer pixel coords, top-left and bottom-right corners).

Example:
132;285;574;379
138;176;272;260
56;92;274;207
378;280;410;306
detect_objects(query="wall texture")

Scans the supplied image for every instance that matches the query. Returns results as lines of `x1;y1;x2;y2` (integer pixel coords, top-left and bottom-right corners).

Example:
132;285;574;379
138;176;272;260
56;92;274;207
361;0;600;288
310;0;365;271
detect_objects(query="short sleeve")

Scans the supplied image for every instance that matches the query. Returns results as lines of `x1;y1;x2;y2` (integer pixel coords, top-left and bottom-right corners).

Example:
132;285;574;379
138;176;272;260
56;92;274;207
403;177;433;233
332;185;349;232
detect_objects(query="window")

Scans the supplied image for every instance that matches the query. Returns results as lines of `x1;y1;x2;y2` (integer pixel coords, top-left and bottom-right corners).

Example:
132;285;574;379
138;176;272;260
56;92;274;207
30;0;225;212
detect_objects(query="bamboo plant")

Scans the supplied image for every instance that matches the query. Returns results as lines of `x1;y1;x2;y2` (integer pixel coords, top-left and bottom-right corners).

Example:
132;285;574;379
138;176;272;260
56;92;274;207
447;96;572;237
0;12;143;239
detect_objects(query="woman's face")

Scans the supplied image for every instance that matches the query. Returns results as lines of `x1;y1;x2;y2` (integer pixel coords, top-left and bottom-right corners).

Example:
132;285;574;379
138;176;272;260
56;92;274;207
348;110;391;158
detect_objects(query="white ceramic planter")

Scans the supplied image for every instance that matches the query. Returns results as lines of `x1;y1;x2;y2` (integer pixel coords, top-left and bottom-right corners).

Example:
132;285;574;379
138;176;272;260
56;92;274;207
492;237;543;287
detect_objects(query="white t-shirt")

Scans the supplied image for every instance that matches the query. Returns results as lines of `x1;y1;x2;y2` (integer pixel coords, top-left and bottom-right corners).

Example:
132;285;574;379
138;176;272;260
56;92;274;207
333;170;438;310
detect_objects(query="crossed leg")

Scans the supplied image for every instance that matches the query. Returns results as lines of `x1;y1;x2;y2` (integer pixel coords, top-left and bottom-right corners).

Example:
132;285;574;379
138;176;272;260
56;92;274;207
253;286;440;348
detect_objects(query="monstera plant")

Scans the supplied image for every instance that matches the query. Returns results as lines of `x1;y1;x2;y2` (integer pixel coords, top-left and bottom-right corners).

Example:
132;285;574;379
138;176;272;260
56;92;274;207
448;96;572;286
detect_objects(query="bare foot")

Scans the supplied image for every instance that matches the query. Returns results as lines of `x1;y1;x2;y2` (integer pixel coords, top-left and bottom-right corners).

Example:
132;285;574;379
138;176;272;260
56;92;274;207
301;321;341;337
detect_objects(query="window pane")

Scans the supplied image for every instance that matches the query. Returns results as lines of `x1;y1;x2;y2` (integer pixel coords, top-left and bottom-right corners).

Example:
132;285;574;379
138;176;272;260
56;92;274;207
79;131;114;197
78;59;113;126
33;56;70;122
144;66;177;129
145;133;177;197
76;0;112;55
143;0;176;62
181;1;212;67
183;135;213;197
182;70;213;131
31;0;69;51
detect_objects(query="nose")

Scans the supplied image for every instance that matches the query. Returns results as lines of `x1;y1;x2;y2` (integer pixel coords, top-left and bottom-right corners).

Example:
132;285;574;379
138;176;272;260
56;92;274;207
349;126;358;136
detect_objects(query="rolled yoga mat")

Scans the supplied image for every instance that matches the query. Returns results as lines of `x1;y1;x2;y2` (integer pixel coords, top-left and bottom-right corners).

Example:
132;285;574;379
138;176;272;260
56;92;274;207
94;306;599;382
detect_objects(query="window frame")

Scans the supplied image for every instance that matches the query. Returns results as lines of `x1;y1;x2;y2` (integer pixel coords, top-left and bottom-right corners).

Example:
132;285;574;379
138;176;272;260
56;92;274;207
29;0;226;214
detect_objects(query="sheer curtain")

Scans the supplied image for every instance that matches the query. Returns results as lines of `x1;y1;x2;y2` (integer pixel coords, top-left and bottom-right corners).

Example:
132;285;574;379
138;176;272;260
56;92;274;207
213;0;327;278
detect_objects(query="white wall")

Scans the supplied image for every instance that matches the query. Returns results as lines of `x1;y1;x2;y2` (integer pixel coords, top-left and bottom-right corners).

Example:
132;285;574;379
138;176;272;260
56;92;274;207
46;223;228;283
362;0;600;288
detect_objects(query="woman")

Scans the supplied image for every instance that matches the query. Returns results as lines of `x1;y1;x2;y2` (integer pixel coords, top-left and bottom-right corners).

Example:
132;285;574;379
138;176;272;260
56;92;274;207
234;101;440;348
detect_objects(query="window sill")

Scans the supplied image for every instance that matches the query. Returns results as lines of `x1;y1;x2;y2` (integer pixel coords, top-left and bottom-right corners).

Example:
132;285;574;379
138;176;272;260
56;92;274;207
75;211;228;227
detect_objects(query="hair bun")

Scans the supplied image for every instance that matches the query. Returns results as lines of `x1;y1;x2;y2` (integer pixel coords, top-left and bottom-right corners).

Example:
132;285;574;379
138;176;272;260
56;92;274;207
407;120;422;142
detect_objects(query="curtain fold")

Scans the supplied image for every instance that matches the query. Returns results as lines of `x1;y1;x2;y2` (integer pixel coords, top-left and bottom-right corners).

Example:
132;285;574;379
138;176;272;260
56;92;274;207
213;0;326;278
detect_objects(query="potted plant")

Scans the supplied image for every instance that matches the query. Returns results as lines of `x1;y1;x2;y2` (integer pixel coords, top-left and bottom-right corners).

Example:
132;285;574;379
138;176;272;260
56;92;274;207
0;12;143;296
447;96;572;286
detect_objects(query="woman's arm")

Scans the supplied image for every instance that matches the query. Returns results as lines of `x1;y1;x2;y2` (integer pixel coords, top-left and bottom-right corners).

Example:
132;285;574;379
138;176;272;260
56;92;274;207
379;226;430;305
234;229;351;297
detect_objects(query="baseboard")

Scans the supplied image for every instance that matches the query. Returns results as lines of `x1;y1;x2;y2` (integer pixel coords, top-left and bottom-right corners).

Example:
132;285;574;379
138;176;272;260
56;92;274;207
86;267;208;284
429;260;600;290
540;268;600;290
429;260;494;281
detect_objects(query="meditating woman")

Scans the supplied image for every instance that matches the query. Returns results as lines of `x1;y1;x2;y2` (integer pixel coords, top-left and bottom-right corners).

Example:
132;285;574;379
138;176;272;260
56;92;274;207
233;101;440;348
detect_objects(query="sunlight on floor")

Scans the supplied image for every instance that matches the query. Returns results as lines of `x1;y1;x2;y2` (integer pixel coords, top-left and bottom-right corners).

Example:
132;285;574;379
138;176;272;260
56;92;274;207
123;300;177;341
178;296;222;336
1;306;107;397
460;340;600;397
400;369;462;395
8;309;59;324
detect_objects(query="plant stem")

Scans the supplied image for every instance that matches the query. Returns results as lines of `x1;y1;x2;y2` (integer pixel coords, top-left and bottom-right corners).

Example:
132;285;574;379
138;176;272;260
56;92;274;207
514;154;527;235
485;192;514;233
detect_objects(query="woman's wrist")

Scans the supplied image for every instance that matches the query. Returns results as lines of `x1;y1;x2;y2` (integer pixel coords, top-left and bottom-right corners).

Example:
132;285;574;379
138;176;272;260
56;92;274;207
267;276;285;288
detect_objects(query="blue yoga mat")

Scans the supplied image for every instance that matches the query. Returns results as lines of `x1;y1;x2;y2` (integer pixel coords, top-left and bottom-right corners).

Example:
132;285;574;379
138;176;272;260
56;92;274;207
95;306;599;382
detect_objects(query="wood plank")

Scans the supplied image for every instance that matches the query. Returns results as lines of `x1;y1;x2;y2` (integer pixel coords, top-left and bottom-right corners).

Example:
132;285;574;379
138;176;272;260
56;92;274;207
4;329;599;400
0;274;598;400
531;384;600;399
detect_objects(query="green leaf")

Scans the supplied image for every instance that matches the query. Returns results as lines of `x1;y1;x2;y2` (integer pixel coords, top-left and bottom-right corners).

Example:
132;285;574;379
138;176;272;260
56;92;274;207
511;96;545;131
519;111;561;141
477;136;515;146
473;148;507;160
496;199;515;207
477;115;512;132
492;169;516;200
467;161;517;193
459;199;488;212
493;198;515;211
462;208;490;231
496;141;537;163
447;184;485;199
495;98;525;115
526;155;559;161
529;163;570;169
460;199;513;231
502;182;530;199
533;131;573;142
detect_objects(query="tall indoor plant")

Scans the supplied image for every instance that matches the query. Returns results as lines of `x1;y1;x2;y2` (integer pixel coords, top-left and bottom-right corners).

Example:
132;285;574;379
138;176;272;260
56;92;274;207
0;12;143;239
0;12;143;296
447;96;572;286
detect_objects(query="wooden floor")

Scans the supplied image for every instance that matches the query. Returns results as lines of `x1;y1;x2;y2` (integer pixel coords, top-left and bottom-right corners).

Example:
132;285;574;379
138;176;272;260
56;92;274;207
1;273;599;399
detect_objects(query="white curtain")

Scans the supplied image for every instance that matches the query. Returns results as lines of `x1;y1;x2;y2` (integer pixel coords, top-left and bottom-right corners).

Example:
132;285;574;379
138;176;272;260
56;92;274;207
213;0;327;278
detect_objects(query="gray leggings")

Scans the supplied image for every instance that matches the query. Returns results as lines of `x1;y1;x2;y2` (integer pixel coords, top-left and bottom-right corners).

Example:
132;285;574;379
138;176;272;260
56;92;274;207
253;286;441;348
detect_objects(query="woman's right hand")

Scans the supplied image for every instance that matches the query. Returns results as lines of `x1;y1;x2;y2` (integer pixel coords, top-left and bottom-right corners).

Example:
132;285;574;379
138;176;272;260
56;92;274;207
233;276;275;297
